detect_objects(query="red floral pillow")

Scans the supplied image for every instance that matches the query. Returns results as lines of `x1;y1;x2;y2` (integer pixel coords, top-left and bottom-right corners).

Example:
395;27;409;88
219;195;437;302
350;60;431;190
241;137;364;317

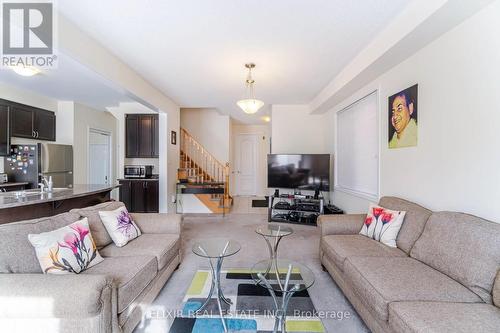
359;204;406;247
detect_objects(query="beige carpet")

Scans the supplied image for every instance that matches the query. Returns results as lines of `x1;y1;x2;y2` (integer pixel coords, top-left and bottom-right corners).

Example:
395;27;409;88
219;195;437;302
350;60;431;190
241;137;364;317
133;210;369;333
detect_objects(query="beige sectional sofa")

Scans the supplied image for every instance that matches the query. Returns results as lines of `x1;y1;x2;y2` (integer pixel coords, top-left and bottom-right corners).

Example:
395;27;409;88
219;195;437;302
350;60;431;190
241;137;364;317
319;196;500;333
0;201;182;333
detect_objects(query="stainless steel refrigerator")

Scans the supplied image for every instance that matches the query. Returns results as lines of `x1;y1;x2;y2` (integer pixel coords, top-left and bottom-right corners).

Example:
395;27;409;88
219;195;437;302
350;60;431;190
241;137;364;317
4;143;73;189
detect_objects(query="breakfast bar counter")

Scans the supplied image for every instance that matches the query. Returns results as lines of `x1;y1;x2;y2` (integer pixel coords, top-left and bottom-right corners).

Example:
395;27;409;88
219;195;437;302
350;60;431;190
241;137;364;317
0;184;119;225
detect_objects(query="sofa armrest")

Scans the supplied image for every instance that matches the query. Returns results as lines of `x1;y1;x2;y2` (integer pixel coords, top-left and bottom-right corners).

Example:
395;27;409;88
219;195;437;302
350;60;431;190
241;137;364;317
493;270;500;308
318;214;366;236
0;274;113;318
131;213;182;234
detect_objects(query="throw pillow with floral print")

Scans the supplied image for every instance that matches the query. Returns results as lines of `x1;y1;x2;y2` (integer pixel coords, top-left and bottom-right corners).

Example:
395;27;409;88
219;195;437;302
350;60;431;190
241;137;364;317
359;204;406;248
28;218;104;274
98;206;141;247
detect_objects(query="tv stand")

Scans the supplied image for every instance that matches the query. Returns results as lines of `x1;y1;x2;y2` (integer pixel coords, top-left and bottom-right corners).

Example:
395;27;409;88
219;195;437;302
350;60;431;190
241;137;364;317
268;195;324;225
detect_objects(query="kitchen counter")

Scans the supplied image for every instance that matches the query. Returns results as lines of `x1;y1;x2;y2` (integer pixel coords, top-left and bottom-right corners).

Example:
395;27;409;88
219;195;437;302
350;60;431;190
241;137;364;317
0;182;29;188
0;184;119;224
0;184;118;209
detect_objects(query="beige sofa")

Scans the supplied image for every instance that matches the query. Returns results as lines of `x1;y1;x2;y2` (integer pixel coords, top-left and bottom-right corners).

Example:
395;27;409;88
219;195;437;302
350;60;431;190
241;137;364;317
0;201;182;333
319;196;500;333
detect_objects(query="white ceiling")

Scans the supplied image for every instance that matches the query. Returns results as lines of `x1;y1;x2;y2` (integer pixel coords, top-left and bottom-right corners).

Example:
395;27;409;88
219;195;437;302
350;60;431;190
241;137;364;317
0;52;133;111
57;0;411;123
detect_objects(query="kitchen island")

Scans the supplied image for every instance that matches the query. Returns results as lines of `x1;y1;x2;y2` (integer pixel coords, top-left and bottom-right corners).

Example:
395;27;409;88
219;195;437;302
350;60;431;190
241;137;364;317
0;184;118;225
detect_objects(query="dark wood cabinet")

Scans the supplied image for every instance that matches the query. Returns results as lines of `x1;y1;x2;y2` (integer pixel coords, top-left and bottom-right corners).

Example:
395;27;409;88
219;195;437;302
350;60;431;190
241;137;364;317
138;115;153;157
119;180;133;211
125;114;159;158
125;115;139;157
145;180;159;212
0;105;9;156
10;105;34;138
152;116;159;157
34;109;56;141
1;99;56;141
119;179;159;213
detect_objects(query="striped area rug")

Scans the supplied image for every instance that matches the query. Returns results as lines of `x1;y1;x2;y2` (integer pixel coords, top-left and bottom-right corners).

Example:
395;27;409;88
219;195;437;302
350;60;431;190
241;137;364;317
168;268;325;333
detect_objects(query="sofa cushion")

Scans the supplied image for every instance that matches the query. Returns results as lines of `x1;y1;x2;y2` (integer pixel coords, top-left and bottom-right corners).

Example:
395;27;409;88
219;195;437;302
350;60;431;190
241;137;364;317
321;235;406;271
99;234;180;270
343;257;482;322
28;218;104;274
82;255;157;313
389;302;500;333
99;206;142;247
0;212;81;273
379;197;432;254
410;212;500;303
71;201;125;249
493;270;500;308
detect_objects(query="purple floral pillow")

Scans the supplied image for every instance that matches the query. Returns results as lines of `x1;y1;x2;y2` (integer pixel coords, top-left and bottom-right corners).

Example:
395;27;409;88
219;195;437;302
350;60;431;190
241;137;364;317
28;218;104;274
98;206;142;247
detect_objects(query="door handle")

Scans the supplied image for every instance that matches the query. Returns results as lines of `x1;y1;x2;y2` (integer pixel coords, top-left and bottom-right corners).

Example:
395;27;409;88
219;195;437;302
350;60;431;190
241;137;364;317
37;131;39;138
32;130;35;138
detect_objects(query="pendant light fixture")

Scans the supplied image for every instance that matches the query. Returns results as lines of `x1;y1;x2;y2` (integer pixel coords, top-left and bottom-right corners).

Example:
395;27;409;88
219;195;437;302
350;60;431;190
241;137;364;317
237;63;264;114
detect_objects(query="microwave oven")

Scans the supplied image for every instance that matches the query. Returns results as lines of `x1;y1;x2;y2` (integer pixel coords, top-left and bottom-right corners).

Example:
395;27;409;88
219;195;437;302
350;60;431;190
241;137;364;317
124;165;153;179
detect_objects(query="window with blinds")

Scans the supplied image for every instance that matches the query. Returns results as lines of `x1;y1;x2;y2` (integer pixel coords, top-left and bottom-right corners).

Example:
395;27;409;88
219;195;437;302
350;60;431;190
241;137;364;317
336;91;379;199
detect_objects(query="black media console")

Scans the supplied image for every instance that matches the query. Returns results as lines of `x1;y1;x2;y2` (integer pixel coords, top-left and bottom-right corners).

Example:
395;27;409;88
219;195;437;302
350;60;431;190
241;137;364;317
268;194;343;225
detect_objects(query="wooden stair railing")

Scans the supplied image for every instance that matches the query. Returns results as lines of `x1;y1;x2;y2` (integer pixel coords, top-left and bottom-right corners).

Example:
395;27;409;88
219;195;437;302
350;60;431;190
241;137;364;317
179;128;231;211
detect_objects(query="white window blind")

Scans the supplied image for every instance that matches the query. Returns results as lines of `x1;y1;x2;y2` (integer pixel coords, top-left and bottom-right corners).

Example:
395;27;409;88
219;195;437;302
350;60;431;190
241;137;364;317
336;91;379;199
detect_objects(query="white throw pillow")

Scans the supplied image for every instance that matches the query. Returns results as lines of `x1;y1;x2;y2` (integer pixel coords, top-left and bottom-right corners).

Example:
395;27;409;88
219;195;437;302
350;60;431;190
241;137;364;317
28;218;104;274
98;206;141;247
359;203;406;248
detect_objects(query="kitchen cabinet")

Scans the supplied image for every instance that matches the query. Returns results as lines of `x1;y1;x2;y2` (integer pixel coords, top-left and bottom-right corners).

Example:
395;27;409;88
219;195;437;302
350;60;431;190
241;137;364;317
125;115;139;158
119;179;159;213
0;105;9;156
152;116;159;157
125;114;159;158
2;99;56;141
34;109;56;141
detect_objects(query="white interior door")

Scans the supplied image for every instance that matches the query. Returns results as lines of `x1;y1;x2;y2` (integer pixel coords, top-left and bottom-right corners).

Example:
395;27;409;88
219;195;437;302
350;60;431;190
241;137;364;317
234;134;258;196
89;129;111;185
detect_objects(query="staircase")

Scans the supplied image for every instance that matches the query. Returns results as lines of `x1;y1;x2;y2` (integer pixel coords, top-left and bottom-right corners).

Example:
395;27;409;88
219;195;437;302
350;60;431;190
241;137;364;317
178;128;231;214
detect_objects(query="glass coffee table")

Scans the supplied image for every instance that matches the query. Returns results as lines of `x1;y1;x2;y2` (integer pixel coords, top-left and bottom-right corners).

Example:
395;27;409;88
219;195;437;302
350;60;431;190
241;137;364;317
251;259;315;333
192;239;241;332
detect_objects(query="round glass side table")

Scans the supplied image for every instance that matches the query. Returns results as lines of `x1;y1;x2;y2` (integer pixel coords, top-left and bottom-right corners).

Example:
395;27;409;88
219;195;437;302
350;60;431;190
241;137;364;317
251;259;315;333
255;223;293;280
192;239;241;333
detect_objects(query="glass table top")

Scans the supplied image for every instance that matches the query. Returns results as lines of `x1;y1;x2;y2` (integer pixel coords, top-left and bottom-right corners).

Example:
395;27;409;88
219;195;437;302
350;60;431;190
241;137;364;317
192;239;241;258
251;259;315;293
255;223;293;237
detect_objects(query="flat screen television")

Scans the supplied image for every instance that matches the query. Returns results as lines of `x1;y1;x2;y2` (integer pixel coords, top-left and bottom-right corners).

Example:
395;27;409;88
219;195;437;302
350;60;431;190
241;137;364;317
267;154;330;191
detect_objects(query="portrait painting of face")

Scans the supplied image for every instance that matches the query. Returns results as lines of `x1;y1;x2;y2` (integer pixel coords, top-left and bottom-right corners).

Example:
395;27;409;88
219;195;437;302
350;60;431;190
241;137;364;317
388;84;418;149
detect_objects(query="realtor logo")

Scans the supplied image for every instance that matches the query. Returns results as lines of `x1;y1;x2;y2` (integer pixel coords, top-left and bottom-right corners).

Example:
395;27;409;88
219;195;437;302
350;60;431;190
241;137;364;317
1;0;57;69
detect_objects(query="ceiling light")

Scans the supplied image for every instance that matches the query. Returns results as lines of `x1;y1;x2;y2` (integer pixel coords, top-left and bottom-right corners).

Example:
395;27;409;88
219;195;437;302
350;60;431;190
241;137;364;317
262;116;271;122
10;65;41;77
237;63;264;114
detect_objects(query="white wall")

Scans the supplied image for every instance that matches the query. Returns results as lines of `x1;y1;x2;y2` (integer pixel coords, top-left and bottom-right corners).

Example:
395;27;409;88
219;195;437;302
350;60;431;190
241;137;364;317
73;103;118;186
271;105;328;154
180;108;230;163
231;122;271;196
327;1;500;222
